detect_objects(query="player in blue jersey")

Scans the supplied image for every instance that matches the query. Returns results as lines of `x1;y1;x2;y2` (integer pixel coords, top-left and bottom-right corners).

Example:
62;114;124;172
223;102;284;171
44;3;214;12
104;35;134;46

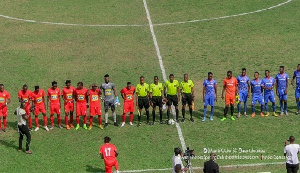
250;72;264;117
261;70;278;117
291;64;300;114
275;66;289;116
202;72;217;122
236;68;250;118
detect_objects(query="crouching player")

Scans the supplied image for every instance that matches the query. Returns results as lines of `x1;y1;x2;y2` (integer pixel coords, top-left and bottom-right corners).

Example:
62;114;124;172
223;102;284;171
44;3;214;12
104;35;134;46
99;136;119;173
88;84;103;130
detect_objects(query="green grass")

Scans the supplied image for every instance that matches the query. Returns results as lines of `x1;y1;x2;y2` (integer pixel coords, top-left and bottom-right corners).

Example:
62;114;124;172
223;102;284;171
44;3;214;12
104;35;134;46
0;0;299;172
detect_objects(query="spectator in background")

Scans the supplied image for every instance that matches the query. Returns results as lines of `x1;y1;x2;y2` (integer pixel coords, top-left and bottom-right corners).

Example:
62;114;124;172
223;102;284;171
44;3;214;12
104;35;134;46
203;153;219;173
284;136;300;173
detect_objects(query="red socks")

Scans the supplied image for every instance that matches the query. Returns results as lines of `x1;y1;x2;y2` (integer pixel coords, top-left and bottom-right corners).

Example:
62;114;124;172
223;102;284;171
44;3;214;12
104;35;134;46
43;116;47;126
28;115;32;128
57;115;61;126
122;114;126;122
3;117;7;129
35;116;39;127
130;114;133;122
70;115;73;124
50;115;54;126
65;116;68;126
98;116;102;125
83;115;87;124
89;116;93;126
76;116;80;125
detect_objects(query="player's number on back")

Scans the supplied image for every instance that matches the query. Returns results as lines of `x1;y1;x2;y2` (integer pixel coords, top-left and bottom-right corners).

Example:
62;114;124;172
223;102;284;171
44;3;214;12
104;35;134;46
105;147;111;156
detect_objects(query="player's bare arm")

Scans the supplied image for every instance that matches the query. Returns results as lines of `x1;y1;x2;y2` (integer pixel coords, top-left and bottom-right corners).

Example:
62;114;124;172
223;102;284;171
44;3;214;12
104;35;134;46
221;86;226;99
285;79;289;94
215;85;218;102
203;86;206;102
177;86;180;102
191;86;195;102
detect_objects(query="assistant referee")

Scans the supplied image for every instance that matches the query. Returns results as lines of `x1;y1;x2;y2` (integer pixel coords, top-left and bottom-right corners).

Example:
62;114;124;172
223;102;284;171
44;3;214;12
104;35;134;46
14;101;32;154
180;74;195;122
135;76;150;126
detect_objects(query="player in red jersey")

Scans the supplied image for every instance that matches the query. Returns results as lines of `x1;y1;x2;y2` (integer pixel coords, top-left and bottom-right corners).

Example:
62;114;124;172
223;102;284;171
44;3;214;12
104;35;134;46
120;82;135;127
74;82;89;130
0;84;11;132
62;80;75;130
88;84;103;130
31;86;48;131
18;85;32;130
99;136;119;173
47;81;61;130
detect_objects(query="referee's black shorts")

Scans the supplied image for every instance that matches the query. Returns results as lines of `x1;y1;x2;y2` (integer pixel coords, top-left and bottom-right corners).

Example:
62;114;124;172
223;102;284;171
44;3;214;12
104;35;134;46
138;96;150;109
167;95;178;106
182;93;193;106
151;96;163;107
286;163;299;173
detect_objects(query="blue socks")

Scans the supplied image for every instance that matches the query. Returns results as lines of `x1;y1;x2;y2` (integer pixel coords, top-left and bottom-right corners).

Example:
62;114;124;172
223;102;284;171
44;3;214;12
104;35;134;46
265;104;269;112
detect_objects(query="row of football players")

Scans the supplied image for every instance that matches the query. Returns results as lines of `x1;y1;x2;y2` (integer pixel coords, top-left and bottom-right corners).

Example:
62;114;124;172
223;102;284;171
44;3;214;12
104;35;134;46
0;65;300;132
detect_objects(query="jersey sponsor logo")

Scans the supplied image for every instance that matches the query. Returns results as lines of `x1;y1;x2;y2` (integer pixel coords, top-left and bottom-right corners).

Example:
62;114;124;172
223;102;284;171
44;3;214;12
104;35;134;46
92;95;99;101
66;93;73;99
51;95;58;100
105;89;112;96
36;97;42;103
0;97;4;103
78;95;85;100
126;95;133;100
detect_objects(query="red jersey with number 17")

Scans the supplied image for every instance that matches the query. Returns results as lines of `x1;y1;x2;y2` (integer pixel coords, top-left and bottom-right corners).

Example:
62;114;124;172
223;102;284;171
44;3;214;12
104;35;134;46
74;87;88;103
99;143;118;164
120;87;135;102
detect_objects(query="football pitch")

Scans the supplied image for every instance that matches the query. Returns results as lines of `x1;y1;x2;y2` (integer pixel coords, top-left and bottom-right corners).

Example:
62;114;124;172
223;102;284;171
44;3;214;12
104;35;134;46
0;0;299;172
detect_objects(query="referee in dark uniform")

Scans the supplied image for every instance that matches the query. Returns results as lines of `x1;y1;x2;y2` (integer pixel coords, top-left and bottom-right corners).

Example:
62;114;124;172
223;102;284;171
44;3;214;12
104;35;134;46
14;101;32;154
164;74;180;123
180;74;195;122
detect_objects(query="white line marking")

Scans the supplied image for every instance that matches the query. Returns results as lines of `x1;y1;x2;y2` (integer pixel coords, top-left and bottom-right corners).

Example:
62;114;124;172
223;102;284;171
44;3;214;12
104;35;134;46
116;162;285;172
143;0;186;152
0;0;292;27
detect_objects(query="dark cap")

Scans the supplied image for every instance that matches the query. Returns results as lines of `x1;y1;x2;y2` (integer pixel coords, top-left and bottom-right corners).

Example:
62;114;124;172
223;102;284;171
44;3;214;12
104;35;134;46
35;86;39;90
104;74;109;77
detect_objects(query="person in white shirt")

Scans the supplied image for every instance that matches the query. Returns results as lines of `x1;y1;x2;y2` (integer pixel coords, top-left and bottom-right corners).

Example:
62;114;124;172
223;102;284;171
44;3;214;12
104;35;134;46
284;136;300;173
14;101;32;154
172;148;188;173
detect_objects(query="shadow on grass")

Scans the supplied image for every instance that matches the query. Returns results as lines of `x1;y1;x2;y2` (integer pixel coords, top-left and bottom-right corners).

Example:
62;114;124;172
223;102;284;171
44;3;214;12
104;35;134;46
86;165;105;172
0;139;19;150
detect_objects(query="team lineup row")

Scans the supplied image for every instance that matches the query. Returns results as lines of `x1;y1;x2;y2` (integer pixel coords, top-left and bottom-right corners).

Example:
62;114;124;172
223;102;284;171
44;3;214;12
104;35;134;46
0;65;300;132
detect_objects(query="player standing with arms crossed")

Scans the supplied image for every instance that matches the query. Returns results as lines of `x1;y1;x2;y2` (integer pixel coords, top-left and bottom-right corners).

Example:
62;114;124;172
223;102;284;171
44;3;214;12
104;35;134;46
291;64;300;114
120;82;135;127
236;68;250;117
149;76;164;125
275;66;289;116
135;76;150;126
62;80;75;130
88;84;103;130
18;85;32;130
47;81;62;129
99;136;119;173
100;74;119;128
202;72;217;122
250;72;264;117
262;70;278;117
180;74;195;122
164;74;180;123
74;82;89;130
31;86;48;131
221;71;238;121
0;84;11;132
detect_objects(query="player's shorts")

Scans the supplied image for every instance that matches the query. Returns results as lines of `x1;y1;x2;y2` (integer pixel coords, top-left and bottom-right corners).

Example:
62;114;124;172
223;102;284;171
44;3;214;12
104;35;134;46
167;95;178;106
76;103;87;116
64;101;74;113
204;95;215;106
225;94;235;105
90;106;102;116
151;96;163;107
138;96;149;109
295;87;300;99
25;104;31;115
104;99;115;110
105;159;118;173
123;101;134;114
252;94;264;105
50;104;61;115
278;88;287;101
182;93;193;106
34;104;46;115
239;91;248;102
264;92;275;103
0;105;8;116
